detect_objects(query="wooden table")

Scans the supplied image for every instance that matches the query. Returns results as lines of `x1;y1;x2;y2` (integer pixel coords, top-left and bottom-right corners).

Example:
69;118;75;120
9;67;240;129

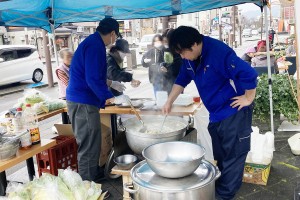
101;102;201;116
0;139;56;196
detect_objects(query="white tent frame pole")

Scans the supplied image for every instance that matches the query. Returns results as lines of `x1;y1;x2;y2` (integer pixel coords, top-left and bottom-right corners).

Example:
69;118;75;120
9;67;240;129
264;5;274;134
295;0;300;120
51;0;59;67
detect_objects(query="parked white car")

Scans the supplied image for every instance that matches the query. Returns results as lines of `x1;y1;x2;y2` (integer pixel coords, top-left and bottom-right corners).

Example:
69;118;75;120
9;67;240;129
242;29;252;37
137;34;156;54
251;29;259;36
0;45;44;86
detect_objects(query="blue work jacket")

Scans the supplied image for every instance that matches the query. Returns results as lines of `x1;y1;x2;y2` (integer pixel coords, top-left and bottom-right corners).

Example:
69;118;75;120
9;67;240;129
67;32;113;108
175;36;258;122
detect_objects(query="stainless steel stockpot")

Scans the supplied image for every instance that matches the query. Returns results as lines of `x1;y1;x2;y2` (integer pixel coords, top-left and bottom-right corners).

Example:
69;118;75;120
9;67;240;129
124;160;221;200
123;115;188;154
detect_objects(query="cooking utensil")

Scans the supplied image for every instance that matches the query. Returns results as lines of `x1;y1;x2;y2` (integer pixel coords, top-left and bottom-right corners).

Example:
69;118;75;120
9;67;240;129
159;115;167;134
123;115;189;154
125;97;147;133
124;160;221;200
142;141;205;178
113;154;137;170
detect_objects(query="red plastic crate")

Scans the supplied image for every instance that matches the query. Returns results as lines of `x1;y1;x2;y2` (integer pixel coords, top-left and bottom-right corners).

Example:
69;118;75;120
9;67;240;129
36;135;78;176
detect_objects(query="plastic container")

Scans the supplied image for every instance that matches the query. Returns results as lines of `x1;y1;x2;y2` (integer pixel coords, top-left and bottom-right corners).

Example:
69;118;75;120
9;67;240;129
0;138;20;161
36;135;78;176
20;130;32;150
12;107;23;132
288;133;300;155
23;104;40;145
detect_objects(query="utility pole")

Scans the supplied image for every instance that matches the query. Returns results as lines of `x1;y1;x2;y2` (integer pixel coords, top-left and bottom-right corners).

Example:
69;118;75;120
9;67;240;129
232;6;237;48
218;9;222;41
42;30;54;88
162;17;169;32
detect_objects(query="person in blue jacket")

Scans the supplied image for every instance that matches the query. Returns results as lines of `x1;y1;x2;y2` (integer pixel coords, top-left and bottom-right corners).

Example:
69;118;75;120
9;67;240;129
162;26;258;200
66;18;128;189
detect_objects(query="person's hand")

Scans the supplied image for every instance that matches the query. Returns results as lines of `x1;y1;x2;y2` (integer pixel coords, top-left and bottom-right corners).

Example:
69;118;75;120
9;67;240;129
113;95;129;104
144;58;151;63
160;66;168;73
131;79;141;88
162;101;172;115
110;81;126;92
230;95;252;111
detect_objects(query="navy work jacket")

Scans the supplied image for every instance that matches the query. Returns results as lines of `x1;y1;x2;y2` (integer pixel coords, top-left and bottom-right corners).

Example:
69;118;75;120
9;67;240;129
175;36;258;122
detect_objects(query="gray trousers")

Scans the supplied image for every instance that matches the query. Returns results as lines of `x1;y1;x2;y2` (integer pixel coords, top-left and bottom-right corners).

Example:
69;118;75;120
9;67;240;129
67;101;103;181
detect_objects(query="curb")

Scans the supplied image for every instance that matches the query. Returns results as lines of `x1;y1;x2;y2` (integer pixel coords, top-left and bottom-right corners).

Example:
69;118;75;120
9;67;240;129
0;82;58;97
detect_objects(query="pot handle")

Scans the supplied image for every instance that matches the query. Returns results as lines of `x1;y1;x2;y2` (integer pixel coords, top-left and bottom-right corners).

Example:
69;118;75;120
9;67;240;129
187;115;194;130
123;182;139;194
215;166;221;179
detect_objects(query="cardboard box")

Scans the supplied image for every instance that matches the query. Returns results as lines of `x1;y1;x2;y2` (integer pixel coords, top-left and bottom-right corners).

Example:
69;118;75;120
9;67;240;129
54;114;113;167
243;162;271;185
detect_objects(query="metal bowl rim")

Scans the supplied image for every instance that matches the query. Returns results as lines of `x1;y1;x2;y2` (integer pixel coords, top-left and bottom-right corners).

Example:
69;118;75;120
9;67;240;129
142;141;206;164
113;154;138;164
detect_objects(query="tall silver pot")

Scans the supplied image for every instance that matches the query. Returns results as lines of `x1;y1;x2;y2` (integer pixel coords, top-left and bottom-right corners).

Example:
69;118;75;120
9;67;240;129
124;160;221;200
123;115;188;154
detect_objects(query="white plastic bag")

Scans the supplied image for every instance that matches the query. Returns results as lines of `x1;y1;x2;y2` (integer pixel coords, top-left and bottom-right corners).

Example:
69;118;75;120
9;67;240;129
194;106;214;161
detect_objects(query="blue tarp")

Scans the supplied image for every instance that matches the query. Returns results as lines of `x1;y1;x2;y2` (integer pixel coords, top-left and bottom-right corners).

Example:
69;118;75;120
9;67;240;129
0;0;263;32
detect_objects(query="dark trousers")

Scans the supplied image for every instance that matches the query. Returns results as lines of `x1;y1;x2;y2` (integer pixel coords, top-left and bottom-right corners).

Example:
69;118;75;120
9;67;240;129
67;101;103;182
208;105;253;200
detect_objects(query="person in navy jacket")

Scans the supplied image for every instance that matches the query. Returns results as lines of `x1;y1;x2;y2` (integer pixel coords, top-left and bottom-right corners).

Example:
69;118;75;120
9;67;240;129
162;26;258;200
66;18;128;188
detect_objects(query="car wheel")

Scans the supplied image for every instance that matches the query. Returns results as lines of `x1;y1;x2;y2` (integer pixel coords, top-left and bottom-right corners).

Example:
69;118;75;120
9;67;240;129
32;69;43;83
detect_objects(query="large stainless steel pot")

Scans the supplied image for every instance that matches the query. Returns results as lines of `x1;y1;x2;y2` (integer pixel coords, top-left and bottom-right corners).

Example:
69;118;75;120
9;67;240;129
123;115;188;154
124;160;221;200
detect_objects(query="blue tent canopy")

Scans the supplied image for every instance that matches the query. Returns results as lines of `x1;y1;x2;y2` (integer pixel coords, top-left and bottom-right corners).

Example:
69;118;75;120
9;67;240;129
0;0;264;32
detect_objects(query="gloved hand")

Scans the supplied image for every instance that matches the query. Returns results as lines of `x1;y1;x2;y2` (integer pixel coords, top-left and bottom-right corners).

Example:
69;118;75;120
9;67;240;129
144;58;151;63
159;62;167;67
113;95;129;104
110;81;126;92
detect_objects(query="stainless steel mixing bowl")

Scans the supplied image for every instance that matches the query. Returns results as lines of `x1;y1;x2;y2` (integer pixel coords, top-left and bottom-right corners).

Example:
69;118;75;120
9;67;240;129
114;154;138;170
142;141;205;178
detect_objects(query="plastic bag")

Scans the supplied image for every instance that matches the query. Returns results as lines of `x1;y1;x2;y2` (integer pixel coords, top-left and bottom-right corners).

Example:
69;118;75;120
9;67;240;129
30;173;74;200
58;168;89;200
6;182;30;200
32;102;49;115
194;106;214;161
46;99;66;112
23;89;47;105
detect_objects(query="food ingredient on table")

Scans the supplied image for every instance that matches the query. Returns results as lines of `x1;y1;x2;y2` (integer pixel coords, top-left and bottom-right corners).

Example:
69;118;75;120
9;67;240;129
6;168;103;200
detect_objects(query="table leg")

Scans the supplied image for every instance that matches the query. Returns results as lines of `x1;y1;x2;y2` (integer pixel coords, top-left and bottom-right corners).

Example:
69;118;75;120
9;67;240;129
110;114;118;144
0;171;7;196
26;158;35;181
61;111;70;124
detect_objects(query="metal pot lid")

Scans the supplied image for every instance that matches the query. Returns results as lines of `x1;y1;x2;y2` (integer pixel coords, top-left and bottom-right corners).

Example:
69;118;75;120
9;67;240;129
130;160;219;192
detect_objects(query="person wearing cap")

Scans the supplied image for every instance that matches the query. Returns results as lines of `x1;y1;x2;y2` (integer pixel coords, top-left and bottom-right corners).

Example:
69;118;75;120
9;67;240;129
241;46;256;65
66;17;128;188
107;39;141;96
251;40;277;70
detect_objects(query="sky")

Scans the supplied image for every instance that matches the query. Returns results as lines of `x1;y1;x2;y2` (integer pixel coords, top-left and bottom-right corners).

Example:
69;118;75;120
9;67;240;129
238;3;280;19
